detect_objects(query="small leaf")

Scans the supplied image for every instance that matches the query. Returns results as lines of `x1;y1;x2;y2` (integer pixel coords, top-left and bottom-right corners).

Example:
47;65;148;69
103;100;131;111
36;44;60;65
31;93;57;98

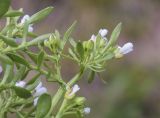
13;86;32;98
36;93;52;118
13;65;26;82
37;51;44;68
0;35;18;47
4;10;23;17
63;21;77;45
88;70;95;84
27;34;51;46
29;7;54;24
26;51;38;63
7;53;29;67
76;42;84;60
1;64;13;84
0;54;13;64
0;0;11;18
26;73;41;90
106;22;122;49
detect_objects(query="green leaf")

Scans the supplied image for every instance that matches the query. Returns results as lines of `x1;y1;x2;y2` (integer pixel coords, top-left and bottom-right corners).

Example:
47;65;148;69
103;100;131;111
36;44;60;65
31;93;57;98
13;86;32;98
7;53;29;67
0;35;18;47
13;65;26;82
106;22;122;48
87;70;95;84
26;51;38;63
4;10;23;17
1;64;13;84
36;93;52;118
27;34;51;46
37;51;44;68
29;7;54;24
63;21;77;45
76;42;84;60
26;73;41;90
0;54;13;64
0;0;11;18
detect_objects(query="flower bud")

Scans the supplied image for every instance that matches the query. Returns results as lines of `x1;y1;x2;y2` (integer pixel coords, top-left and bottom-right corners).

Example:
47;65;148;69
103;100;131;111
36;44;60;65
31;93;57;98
90;35;96;42
115;42;133;58
74;97;86;105
65;84;80;99
99;29;108;37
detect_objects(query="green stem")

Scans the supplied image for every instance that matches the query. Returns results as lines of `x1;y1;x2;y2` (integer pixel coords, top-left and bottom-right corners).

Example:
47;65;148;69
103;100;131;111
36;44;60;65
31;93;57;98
46;67;85;117
55;67;85;118
46;87;64;117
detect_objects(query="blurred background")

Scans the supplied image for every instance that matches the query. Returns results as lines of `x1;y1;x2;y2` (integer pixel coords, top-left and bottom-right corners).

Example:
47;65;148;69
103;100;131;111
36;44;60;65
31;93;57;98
9;0;160;117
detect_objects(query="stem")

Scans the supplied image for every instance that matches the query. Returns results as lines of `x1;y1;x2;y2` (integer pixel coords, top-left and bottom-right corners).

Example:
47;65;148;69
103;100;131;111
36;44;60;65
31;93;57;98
55;99;67;118
46;87;64;117
46;67;85;117
55;67;85;118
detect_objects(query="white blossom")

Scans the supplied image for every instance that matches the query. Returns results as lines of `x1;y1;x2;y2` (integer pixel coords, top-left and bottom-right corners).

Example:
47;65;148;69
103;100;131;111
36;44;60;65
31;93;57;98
99;29;108;37
15;81;26;88
34;87;47;97
34;97;39;106
119;42;133;55
90;34;96;42
84;107;91;115
68;84;80;96
21;15;30;24
20;15;33;32
28;25;33;32
35;82;42;91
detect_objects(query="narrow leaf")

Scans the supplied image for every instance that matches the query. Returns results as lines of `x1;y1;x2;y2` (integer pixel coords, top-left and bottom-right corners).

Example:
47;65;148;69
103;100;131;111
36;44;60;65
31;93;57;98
0;35;18;47
76;42;84;60
63;21;77;44
0;0;11;18
29;7;54;24
4;10;23;17
37;51;44;68
13;86;32;98
27;34;51;46
106;22;122;48
36;93;52;118
7;53;29;67
0;54;13;64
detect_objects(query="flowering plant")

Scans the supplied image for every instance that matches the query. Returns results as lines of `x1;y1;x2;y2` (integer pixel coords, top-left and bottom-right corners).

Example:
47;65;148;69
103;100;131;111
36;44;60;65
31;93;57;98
0;1;133;118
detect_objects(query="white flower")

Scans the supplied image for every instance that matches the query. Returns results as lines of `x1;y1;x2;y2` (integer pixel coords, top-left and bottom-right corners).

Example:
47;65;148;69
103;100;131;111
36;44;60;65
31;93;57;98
34;97;39;106
20;15;33;32
84;107;91;115
34;87;47;97
15;81;26;88
119;42;133;55
68;84;80;96
35;82;42;91
90;35;96;42
28;25;33;32
21;15;30;24
99;29;108;37
0;65;3;74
